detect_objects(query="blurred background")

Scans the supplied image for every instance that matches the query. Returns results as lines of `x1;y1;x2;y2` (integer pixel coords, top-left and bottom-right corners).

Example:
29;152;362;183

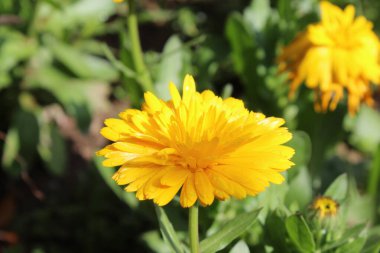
1;0;380;252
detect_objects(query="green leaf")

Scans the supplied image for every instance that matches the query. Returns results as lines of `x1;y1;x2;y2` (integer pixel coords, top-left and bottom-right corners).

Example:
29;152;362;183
225;13;271;112
28;66;111;114
37;0;115;37
49;40;118;81
0;29;38;90
38;124;67;176
1;127;19;168
117;32;142;106
367;144;380;204
141;231;172;253
155;35;192;100
192;35;226;90
324;173;348;202
264;212;289;253
2;109;39;175
362;226;380;253
225;13;256;79
154;206;184;253
285;166;312;210
345;179;374;225
243;0;271;32
287;131;312;168
322;223;366;252
15;110;40;162
93;156;138;209
285;214;315;253
177;8;199;37
229;240;250;253
221;84;233;99
200;208;261;253
344;105;380;154
336;237;366;253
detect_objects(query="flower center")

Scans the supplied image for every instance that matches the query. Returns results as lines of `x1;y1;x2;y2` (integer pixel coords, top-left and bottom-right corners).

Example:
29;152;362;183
182;156;215;172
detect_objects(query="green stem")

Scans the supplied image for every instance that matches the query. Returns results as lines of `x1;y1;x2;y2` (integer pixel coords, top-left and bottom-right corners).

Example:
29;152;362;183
27;0;41;36
368;145;380;222
189;204;200;253
126;0;154;92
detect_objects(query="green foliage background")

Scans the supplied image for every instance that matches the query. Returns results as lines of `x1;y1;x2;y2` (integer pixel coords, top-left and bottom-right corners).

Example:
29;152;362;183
1;0;380;252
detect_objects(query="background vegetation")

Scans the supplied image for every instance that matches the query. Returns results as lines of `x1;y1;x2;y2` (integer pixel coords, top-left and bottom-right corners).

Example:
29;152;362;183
1;0;380;252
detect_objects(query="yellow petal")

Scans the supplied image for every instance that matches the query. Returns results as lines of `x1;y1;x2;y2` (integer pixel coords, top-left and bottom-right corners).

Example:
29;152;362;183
161;167;190;186
182;74;196;106
169;82;182;108
180;174;197;207
154;184;182;206
144;92;164;112
194;170;214;206
100;127;119;141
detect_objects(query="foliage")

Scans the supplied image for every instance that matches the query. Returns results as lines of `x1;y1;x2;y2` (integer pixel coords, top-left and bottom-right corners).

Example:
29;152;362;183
1;0;380;252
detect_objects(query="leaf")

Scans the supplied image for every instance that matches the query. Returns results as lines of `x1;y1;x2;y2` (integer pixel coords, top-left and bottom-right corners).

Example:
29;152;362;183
287;131;312;168
225;13;271;112
229;240;250;253
225;13;256;79
65;0;115;26
93;156;138;209
285;214;315;253
38;124;67;176
2;109;39;175
28;66;111;114
15;110;40;162
264;212;289;253
177;8;199;37
221;84;233;99
367;144;380;203
324;173;348;202
117;33;142;107
48;40;118;81
345;179;374;225
37;0;115;37
344;105;380;154
336;237;366;253
285;166;312;210
0;29;37;89
154;206;184;253
1;127;19;169
141;231;172;253
322;223;366;252
200;208;261;253
155;35;192;100
192;35;226;89
362;226;380;253
243;0;271;32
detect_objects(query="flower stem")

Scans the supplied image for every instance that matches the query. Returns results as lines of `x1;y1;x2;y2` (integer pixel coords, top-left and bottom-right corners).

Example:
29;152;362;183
126;0;154;92
189;204;200;253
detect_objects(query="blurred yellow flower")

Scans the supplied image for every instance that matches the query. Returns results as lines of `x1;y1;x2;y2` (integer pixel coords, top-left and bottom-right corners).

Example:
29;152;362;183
113;0;124;3
311;196;339;218
97;75;294;207
279;1;380;115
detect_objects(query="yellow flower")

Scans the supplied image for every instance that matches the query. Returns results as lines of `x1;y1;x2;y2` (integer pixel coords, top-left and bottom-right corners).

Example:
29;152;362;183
97;75;294;207
113;0;124;3
311;196;339;218
279;1;380;115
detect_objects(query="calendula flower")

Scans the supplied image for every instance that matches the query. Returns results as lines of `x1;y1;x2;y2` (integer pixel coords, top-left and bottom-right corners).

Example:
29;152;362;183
311;196;339;218
279;1;380;115
97;75;294;207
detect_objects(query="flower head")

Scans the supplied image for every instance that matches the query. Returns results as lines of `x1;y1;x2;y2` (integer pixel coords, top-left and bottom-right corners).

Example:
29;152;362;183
97;75;294;207
311;196;339;218
279;1;380;115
